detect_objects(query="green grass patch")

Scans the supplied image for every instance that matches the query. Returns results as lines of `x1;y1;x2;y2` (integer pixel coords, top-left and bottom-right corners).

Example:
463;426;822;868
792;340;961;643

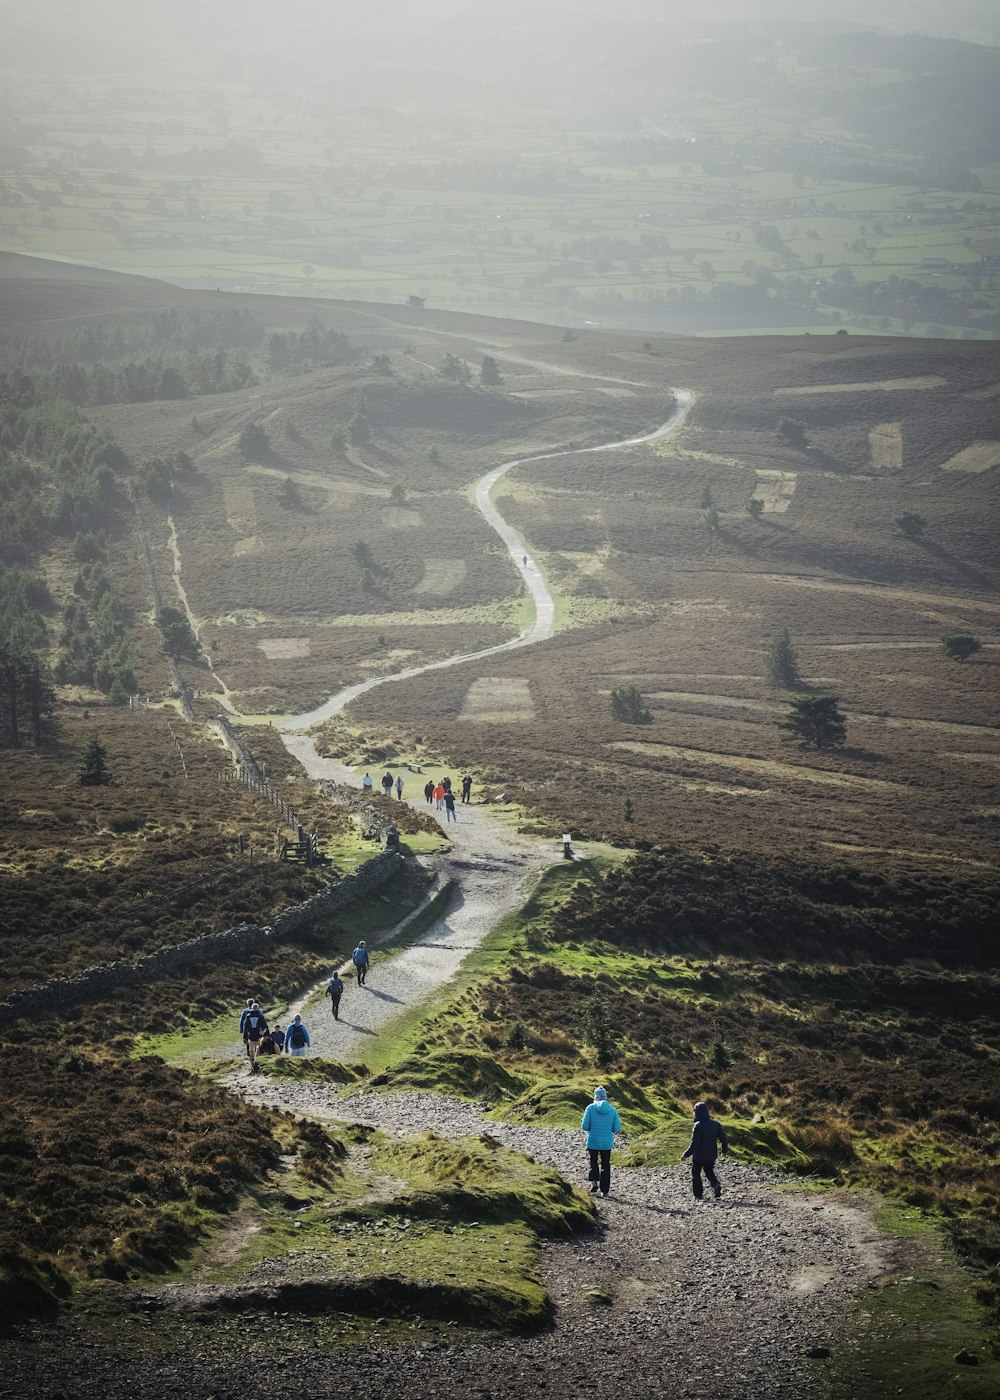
836;1227;1000;1398
252;1057;365;1085
183;1129;594;1334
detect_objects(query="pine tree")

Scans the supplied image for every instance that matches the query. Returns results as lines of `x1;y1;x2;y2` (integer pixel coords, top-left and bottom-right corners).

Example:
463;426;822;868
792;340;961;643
480;355;503;386
777;695;847;750
765;628;802;689
77;736;116;786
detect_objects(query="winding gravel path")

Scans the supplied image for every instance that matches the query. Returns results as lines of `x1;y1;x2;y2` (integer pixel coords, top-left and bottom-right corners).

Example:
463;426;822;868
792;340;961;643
279;391;692;731
233;736;558;1063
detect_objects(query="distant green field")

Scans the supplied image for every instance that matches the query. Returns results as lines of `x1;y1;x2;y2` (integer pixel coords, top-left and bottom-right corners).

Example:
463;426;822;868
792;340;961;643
1;49;998;338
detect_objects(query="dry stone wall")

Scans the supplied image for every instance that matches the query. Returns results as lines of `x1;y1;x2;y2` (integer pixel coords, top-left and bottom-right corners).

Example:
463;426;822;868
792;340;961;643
0;850;402;1028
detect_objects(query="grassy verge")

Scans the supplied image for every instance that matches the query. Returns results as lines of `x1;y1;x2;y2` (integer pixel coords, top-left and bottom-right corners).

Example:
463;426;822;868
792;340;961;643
835;1207;1000;1397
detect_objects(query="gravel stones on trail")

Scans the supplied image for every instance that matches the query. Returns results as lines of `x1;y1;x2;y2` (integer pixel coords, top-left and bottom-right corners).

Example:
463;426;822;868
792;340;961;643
227;1083;894;1400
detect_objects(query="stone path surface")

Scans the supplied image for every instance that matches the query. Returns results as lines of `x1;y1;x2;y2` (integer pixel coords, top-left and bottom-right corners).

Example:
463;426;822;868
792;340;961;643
221;1083;902;1400
232;736;558;1064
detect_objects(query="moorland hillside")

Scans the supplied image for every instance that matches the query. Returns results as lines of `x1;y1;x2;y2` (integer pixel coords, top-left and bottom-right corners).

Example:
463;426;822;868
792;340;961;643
2;277;999;1386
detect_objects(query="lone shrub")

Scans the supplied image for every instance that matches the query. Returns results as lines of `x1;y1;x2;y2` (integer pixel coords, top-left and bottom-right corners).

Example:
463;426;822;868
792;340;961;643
238;421;269;458
777;416;807;448
577;994;619;1068
610;686;652;725
895;511;927;539
942;634;982;663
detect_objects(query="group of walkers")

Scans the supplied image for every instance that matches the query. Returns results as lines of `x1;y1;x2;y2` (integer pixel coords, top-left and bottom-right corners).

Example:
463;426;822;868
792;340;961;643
423;773;472;823
237;944;371;1068
360;767;473;824
239;999;311;1070
582;1088;729;1202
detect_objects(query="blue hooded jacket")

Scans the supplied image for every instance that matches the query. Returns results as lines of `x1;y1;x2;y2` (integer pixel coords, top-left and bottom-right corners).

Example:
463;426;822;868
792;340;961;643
681;1102;729;1163
581;1095;621;1150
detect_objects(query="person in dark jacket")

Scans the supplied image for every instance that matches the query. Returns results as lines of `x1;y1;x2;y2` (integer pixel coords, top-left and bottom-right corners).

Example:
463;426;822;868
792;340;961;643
580;1086;622;1198
326;972;344;1020
680;1101;729;1199
243;1003;268;1068
424;779;435;804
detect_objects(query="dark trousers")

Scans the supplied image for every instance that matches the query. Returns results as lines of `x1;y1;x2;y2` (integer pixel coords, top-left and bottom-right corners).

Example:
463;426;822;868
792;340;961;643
356;965;367;985
588;1148;611;1195
330;997;341;1020
691;1160;720;1198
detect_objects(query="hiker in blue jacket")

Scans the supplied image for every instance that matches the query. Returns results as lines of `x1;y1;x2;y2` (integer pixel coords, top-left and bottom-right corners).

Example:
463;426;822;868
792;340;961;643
284;1015;311;1056
580;1086;621;1198
353;940;370;986
680;1101;730;1200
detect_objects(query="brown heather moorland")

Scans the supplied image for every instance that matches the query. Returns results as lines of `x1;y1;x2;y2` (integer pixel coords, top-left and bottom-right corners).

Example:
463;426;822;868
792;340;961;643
2;274;999;1366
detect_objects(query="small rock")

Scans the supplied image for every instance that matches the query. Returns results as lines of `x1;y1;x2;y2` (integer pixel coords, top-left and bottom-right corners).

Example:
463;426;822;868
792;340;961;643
805;1346;832;1360
954;1350;979;1367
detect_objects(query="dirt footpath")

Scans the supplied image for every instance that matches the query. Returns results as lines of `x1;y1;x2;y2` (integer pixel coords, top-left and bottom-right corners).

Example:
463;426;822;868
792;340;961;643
234;738;559;1064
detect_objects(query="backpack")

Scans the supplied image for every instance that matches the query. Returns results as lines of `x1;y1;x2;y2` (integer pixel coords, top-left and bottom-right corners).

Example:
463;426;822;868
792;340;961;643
289;1023;306;1048
245;1012;265;1039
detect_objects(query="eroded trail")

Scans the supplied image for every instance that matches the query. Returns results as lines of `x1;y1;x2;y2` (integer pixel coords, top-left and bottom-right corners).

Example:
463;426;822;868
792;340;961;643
228;1082;903;1400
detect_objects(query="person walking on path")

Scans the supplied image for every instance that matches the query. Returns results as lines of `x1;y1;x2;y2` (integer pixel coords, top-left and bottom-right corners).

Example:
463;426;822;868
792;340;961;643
243;1002;268;1069
443;789;457;823
271;1023;286;1052
461;774;472;803
326;972;344;1020
258;1027;277;1057
284;1015;311;1057
353;940;370;987
433;782;446;811
424;779;435;804
395;775;404;800
239;998;254;1057
362;772;373;793
381;771;394;798
581;1086;621;1198
680;1101;730;1200
442;775;452;793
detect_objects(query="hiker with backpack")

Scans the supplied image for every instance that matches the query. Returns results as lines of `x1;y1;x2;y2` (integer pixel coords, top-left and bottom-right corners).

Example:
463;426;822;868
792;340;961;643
258;1028;277;1056
680;1101;730;1200
243;1002;268;1068
580;1086;621;1198
284;1015;311;1056
238;997;255;1056
326;972;344;1020
352;941;370;987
